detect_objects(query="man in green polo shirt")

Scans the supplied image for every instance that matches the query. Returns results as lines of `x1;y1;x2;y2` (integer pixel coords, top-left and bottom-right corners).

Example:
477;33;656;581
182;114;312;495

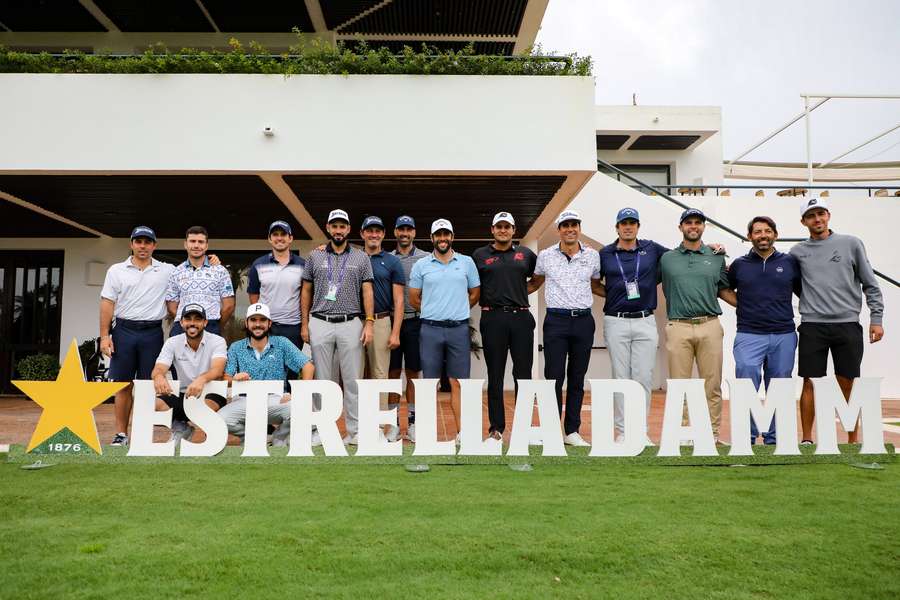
659;208;731;444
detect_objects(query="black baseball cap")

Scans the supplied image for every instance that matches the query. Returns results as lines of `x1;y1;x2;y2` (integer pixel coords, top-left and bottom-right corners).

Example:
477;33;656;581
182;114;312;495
679;208;707;223
181;303;207;319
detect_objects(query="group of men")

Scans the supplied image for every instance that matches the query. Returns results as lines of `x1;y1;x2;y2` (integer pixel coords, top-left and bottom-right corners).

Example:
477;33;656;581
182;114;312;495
100;196;883;448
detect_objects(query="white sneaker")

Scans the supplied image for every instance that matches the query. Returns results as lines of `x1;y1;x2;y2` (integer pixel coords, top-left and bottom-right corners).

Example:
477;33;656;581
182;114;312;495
170;420;193;444
455;433;461;447
563;432;590;447
642;436;656;447
405;423;416;443
386;424;400;442
379;430;389;444
271;437;287;448
343;434;358;445
679;439;694;447
716;438;731;446
614;434;625;443
311;429;322;447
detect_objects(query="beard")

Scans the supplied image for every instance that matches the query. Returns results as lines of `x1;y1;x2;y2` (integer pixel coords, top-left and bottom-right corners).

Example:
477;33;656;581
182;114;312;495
435;241;452;254
249;327;269;340
329;232;347;245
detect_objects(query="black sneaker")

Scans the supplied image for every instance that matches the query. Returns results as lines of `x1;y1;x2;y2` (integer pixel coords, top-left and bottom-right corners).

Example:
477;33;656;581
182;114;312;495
110;432;129;446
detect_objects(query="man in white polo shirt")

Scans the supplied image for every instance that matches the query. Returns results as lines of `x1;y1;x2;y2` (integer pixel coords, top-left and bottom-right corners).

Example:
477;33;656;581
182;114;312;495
529;209;605;447
151;303;228;442
100;226;174;447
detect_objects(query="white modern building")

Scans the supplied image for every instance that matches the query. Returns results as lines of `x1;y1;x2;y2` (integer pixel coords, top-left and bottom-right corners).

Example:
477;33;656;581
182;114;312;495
1;1;897;396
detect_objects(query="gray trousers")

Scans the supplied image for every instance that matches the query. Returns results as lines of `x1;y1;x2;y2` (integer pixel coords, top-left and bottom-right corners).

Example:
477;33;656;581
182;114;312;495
309;317;364;435
218;394;291;443
603;314;658;435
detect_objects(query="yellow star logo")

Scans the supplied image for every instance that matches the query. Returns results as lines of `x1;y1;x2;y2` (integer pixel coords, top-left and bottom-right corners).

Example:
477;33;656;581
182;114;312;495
13;340;129;454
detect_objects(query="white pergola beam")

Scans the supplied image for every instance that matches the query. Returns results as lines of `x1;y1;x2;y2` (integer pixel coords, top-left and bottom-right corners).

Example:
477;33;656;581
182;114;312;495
77;0;119;33
258;173;327;243
820;123;900;168
335;0;393;32
0;190;109;238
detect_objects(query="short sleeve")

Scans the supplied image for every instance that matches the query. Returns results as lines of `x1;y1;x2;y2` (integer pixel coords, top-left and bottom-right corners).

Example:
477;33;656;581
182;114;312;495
534;251;546;276
409;261;424;289
466;257;480;289
727;261;738;291
653;241;671;255
155;338;175;367
218;267;235;298
390;257;406;285
360;253;374;282
526;249;537;277
282;338;310;373
225;344;239;376
591;250;602;279
717;258;730;290
164;270;180;302
100;267;119;302
247;262;261;295
302;254;315;282
211;336;228;360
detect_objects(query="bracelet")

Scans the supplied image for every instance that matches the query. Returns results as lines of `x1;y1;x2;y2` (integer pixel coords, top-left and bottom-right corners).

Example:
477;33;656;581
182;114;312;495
365;316;375;322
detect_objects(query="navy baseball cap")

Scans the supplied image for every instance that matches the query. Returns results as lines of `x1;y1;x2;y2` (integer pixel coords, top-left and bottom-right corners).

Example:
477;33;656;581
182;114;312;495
130;226;157;241
362;216;385;230
616;208;640;224
181;303;207;319
395;215;415;228
680;208;707;223
268;220;292;235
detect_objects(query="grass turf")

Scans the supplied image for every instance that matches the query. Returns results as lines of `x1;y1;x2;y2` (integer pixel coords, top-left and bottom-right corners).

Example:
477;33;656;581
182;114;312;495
1;461;897;599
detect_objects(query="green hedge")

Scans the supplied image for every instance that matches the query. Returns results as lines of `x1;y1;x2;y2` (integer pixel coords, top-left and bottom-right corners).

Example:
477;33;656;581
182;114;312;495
0;36;592;76
15;353;60;381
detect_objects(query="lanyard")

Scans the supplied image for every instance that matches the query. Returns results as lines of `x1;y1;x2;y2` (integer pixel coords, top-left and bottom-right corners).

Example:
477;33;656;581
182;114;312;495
327;250;350;288
614;250;640;283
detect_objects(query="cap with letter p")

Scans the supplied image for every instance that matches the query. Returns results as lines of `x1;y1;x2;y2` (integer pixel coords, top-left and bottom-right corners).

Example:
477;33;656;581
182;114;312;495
130;225;157;242
246;303;271;320
431;218;453;235
181;303;207;320
555;209;581;227
492;211;515;227
800;197;829;217
361;215;385;230
327;209;350;224
616;207;640;224
268;220;292;236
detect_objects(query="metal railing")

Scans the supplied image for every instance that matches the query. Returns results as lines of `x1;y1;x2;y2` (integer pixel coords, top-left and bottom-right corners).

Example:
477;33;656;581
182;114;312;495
619;183;900;198
597;159;899;289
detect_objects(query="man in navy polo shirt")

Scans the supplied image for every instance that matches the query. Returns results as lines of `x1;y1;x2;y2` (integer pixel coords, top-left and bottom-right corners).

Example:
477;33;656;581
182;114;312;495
360;215;406;440
409;218;480;444
599;208;668;446
720;216;801;445
248;220;305;352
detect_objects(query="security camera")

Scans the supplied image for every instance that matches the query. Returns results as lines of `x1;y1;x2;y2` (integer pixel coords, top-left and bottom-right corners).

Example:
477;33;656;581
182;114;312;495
263;126;274;137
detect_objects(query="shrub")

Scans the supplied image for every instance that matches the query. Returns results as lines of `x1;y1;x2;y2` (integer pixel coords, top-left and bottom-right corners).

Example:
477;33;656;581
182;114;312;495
16;354;60;381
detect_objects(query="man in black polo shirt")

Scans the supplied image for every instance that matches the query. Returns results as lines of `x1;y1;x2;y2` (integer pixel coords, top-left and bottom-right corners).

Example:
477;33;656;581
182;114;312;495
472;212;538;441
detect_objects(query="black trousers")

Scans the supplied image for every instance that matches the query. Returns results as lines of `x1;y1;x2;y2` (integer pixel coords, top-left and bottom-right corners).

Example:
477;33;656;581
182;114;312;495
479;310;535;433
542;312;595;435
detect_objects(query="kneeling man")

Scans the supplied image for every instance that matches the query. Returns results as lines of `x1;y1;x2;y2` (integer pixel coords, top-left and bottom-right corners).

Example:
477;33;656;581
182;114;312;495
219;303;315;445
151;303;228;442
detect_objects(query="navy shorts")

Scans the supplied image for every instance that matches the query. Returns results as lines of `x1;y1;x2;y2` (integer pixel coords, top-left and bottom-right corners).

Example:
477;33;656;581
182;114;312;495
170;319;221;337
419;321;470;379
390;317;422;373
271;322;303;352
159;393;227;422
108;321;164;382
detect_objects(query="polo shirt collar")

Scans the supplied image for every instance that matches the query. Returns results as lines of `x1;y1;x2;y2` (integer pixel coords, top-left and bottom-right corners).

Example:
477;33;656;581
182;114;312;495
326;243;350;255
244;337;270;355
430;250;458;262
747;248;782;261
677;243;711;255
613;239;647;252
488;242;517;254
393;244;419;256
125;256;162;269
181;257;211;269
268;252;302;265
555;241;584;255
369;249;386;258
183;332;207;349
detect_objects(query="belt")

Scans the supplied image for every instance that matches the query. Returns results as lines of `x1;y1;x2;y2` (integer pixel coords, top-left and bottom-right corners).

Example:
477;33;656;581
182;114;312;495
421;319;468;328
311;313;360;323
606;310;653;319
481;306;530;312
115;318;162;330
375;311;391;319
670;315;717;324
403;311;420;320
546;308;592;317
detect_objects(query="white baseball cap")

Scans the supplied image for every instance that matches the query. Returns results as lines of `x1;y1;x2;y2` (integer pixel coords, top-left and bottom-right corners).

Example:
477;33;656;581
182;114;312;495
327;209;350;224
800;197;830;217
246;303;271;320
492;211;515;227
431;218;453;235
555;209;582;226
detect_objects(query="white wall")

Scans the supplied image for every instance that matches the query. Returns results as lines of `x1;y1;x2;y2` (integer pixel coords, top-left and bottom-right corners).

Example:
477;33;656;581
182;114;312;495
557;173;900;398
0;74;597;173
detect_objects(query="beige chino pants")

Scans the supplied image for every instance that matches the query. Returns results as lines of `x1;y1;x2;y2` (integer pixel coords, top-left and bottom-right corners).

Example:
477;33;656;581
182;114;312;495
365;316;393;409
665;317;724;436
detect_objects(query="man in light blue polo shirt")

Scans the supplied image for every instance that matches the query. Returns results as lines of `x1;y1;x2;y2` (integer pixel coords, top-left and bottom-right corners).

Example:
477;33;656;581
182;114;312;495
408;218;480;444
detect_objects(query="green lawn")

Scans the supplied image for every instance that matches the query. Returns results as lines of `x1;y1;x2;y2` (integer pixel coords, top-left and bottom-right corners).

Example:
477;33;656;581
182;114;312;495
1;461;897;599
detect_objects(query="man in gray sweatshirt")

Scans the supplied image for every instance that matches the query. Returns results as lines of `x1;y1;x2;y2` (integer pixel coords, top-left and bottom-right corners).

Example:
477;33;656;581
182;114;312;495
790;197;884;444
